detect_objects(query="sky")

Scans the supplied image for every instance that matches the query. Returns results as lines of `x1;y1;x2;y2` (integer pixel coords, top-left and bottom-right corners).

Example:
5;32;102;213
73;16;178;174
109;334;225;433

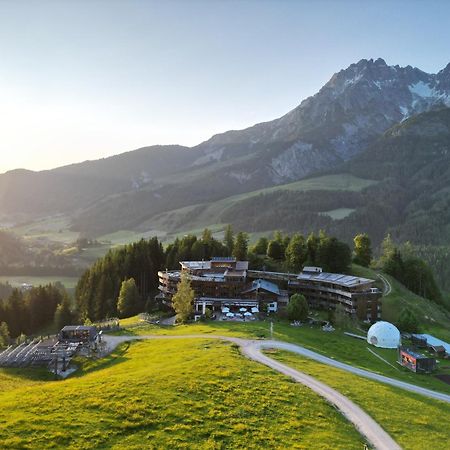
1;0;450;174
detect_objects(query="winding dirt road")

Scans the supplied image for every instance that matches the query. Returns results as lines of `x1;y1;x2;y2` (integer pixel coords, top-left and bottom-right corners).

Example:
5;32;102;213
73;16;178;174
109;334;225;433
101;333;445;449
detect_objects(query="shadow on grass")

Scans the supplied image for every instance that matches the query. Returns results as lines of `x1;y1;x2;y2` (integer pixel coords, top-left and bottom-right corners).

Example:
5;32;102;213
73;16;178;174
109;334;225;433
70;342;132;378
0;366;55;382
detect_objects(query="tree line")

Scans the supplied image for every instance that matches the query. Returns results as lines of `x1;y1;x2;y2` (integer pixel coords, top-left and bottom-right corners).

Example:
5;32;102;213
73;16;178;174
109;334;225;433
75;237;165;321
379;235;444;306
0;284;72;340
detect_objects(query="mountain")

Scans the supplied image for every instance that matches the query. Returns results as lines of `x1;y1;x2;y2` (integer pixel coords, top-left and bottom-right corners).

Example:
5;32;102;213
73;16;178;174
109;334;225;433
1;58;450;235
221;107;450;243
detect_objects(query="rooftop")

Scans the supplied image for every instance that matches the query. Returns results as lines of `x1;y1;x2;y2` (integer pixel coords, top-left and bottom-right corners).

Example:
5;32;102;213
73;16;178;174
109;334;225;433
243;279;281;295
211;256;236;262
296;270;374;288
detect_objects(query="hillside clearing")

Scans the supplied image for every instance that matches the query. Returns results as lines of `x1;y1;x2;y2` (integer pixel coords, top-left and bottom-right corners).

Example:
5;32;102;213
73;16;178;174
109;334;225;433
0;339;364;449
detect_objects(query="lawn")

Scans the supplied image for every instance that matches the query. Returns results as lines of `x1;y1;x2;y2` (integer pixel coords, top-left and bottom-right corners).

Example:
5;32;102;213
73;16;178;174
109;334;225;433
117;317;450;394
0;339;364;449
268;350;450;450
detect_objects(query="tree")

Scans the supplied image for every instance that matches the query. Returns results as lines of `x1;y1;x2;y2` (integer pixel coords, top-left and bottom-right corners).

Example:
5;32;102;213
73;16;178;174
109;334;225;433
397;308;419;333
353;233;372;267
172;273;194;323
287;294;309;321
251;237;269;255
201;228;213;242
233;232;249;260
334;303;351;329
285;234;306;271
317;236;351;273
380;234;396;267
117;278;141;318
306;232;320;266
0;322;9;348
54;295;73;330
267;240;284;261
223;224;234;255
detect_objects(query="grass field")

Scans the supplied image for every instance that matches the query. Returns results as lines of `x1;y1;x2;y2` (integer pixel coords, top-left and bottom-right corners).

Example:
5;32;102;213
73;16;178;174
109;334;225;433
320;208;355;220
138;173;377;237
118;317;450;394
12;215;79;244
0;339;364;449
0;276;79;290
268;350;450;450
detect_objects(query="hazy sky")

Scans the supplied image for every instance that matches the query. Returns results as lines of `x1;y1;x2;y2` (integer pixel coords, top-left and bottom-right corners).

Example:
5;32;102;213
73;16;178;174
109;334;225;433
1;0;449;174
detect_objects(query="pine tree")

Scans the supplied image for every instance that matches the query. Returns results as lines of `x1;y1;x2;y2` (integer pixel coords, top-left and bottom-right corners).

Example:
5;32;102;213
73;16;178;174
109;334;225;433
172;273;194;323
397;308;419;333
117;278;141;318
267;240;284;260
0;321;10;348
353;233;372;267
232;232;249;260
54;295;73;330
285;234;307;271
223;224;234;255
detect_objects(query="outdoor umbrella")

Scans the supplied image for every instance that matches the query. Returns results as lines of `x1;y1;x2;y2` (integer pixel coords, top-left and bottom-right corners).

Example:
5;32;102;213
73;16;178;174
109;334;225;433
244;311;252;317
226;312;235;317
221;307;230;313
239;307;247;312
251;307;259;313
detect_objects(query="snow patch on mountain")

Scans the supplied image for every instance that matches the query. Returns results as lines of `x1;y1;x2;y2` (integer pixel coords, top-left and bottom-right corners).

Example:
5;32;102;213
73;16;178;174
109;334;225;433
409;81;434;98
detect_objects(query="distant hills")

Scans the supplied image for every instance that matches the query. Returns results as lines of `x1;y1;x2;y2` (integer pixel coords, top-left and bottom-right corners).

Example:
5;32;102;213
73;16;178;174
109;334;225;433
1;58;450;247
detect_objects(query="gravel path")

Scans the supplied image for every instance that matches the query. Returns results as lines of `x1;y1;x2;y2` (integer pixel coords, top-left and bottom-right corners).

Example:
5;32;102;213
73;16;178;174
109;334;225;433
101;333;447;449
377;273;392;296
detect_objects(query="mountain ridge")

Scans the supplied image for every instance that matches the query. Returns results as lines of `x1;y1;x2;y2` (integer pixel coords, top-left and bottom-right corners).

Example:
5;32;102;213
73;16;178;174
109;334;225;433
1;58;450;236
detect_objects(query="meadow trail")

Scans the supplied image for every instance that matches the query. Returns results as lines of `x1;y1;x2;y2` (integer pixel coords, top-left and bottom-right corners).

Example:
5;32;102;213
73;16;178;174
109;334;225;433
101;332;450;450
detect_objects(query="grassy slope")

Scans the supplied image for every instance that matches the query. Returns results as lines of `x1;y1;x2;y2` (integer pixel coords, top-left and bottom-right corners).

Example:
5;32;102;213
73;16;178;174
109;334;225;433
118;318;450;394
139;173;376;238
0;339;363;450
268;350;450;450
0;276;79;290
352;264;450;341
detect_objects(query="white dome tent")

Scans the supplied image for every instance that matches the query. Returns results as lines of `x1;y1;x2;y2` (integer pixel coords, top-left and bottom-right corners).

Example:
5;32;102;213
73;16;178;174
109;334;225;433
367;321;401;348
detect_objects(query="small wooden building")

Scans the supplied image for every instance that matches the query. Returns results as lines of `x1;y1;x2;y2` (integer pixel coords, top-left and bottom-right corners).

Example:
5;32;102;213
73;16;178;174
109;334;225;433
429;345;446;358
398;347;436;374
59;326;98;343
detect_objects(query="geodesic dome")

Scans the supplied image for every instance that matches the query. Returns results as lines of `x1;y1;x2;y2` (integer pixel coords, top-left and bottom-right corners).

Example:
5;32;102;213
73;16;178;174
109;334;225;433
367;321;401;348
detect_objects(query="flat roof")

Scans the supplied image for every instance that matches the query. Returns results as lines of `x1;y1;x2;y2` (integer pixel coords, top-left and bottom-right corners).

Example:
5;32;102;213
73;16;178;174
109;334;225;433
413;334;450;354
181;261;211;270
61;325;97;332
400;348;427;359
297;270;374;288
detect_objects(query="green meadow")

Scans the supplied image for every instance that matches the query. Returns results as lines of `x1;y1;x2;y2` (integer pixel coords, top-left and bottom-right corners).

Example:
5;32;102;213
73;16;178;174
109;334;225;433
268;350;450;450
0;339;364;449
118;317;450;394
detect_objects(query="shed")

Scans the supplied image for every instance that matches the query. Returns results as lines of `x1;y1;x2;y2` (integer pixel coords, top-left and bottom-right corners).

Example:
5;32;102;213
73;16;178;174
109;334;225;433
59;326;98;343
429;345;446;357
398;347;436;374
